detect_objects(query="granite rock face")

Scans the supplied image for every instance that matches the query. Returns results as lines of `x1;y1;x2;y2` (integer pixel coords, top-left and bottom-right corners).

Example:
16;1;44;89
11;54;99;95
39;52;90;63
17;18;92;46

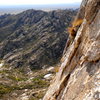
43;0;100;99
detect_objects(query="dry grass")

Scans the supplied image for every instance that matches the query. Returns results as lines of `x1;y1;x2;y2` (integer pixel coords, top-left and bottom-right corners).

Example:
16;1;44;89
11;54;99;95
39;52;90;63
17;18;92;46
68;19;83;38
68;27;76;38
72;19;83;27
54;66;60;72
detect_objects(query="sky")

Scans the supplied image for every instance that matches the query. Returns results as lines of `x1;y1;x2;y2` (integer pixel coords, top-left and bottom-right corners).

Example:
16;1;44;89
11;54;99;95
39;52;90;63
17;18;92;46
0;0;82;5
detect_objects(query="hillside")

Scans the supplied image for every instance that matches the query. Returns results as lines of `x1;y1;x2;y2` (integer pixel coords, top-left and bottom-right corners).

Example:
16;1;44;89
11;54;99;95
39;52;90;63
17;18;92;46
0;9;77;99
0;9;77;69
43;0;100;99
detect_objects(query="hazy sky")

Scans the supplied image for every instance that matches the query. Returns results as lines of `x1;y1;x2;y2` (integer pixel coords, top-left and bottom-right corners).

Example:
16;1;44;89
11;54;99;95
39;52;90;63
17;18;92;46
0;0;82;5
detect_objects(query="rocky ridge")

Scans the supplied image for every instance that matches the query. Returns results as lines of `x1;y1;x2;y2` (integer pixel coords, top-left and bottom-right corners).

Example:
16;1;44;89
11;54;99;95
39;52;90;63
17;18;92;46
0;9;77;69
43;0;100;100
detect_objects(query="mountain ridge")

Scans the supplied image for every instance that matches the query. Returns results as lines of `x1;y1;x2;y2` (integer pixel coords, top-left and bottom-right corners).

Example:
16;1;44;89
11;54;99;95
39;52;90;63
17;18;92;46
0;9;77;69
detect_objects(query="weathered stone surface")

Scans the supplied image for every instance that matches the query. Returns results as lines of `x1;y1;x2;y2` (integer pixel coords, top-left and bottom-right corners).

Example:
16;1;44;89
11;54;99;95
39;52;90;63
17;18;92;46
43;0;100;99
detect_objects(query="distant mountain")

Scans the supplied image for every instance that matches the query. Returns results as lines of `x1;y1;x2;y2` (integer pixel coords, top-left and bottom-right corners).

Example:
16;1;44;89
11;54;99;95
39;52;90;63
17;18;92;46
0;3;80;15
0;9;77;69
